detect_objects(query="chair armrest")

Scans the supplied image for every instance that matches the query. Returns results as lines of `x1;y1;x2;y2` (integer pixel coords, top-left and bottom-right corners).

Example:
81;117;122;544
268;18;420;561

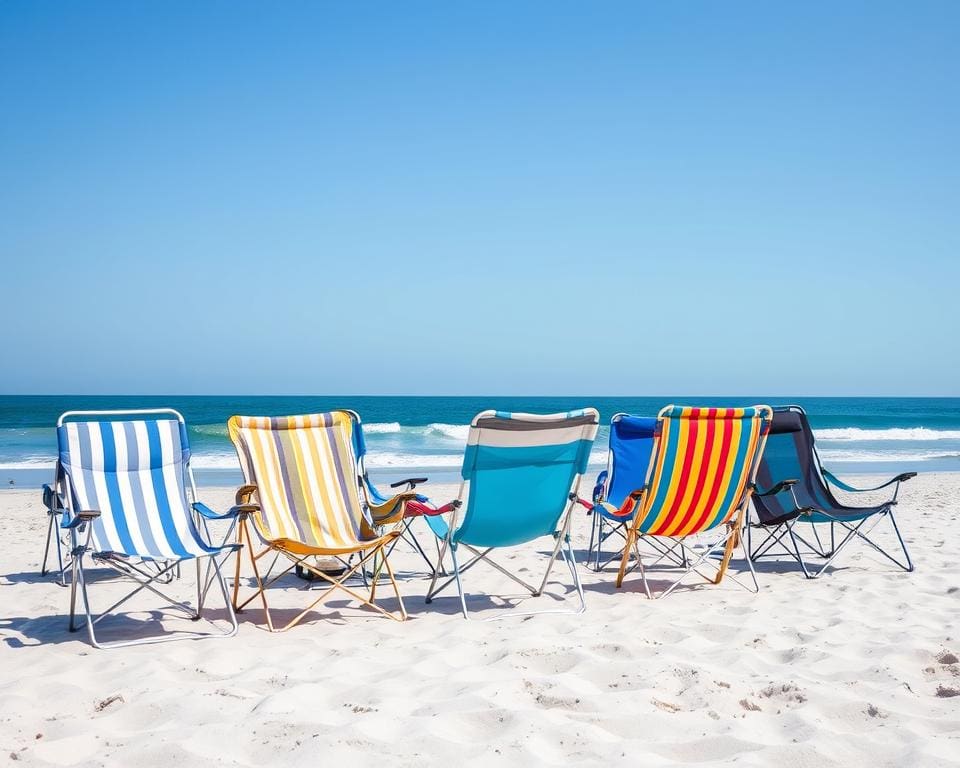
193;502;249;520
389;476;428;489
752;505;817;526
234;484;257;505
822;470;916;493
571;494;593;510
369;491;419;525
596;501;626;517
752;479;798;497
596;489;646;518
62;509;100;528
405;499;461;518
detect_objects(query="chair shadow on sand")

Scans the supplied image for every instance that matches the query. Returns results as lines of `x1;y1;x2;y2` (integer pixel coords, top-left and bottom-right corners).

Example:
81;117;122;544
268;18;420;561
1;564;236;648
3;539;878;648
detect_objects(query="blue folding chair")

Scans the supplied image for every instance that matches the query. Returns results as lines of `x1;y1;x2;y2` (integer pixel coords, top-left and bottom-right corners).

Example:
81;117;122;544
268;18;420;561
55;409;240;648
347;410;440;575
588;413;658;571
424;409;599;619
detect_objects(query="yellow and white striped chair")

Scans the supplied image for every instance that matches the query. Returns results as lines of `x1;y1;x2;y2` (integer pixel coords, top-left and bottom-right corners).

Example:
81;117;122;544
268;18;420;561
227;412;414;630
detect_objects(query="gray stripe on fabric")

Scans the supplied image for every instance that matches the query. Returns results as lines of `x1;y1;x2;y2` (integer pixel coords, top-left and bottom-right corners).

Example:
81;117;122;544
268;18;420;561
475;414;598;432
471;424;597;449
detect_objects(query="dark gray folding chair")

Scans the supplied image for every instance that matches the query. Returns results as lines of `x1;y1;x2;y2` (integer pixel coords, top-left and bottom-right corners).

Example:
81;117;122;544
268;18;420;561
748;405;915;578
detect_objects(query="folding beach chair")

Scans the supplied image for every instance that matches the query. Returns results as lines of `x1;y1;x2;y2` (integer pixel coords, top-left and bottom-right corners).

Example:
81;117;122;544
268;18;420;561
347;411;442;575
40;480;71;585
588;414;658;571
602;406;772;598
55;409;239;649
747;405;915;578
227;412;415;630
424;409;599;619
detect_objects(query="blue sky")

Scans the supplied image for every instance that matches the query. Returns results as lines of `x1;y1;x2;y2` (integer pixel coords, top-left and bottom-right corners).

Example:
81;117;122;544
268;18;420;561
1;2;957;396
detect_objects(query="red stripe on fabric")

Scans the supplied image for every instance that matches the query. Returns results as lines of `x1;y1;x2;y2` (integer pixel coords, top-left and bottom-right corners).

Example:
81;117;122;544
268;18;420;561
651;413;698;535
673;408;716;533
693;414;734;532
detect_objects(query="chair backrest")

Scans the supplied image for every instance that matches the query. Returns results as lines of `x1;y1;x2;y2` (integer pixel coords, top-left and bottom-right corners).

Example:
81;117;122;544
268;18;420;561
55;410;208;559
752;406;837;523
604;414;658;508
227;412;371;549
453;409;600;548
635;405;772;536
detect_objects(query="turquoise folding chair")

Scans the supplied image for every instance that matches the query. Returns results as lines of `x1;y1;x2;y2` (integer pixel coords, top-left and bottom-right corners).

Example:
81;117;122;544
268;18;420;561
424;409;599;619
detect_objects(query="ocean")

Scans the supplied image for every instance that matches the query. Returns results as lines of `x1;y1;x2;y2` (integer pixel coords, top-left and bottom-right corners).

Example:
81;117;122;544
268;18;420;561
1;395;959;489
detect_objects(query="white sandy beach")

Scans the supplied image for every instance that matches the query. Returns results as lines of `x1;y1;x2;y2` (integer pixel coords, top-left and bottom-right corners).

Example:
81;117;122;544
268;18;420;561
1;475;958;767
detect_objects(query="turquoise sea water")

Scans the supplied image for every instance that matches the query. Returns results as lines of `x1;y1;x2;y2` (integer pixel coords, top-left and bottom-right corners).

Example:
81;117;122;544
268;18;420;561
1;396;959;488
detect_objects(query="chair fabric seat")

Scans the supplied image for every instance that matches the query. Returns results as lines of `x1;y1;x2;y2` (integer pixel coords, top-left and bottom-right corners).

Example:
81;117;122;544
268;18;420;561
58;419;225;561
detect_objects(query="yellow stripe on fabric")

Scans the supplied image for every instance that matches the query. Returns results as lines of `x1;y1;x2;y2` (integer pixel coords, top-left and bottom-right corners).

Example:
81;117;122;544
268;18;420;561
331;421;361;546
678;414;726;537
331;418;365;539
721;418;761;526
322;419;360;545
320;421;359;548
285;416;323;548
255;419;296;540
647;416;690;533
637;417;672;529
303;425;344;548
323;420;358;547
670;414;710;537
253;422;297;540
702;416;743;529
290;419;327;549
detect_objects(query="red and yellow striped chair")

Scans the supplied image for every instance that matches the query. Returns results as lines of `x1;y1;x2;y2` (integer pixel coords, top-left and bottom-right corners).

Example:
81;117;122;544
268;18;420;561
599;405;772;598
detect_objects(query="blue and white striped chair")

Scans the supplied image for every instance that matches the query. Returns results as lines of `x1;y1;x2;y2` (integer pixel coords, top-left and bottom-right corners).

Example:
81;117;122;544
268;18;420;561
55;409;239;648
424;409;600;619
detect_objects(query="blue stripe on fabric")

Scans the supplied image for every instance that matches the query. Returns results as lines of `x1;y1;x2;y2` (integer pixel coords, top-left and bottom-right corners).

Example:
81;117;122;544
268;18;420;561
56;425;70;467
169;439;211;554
177;420;191;463
637;417;681;532
98;422;138;555
77;464;109;550
354;417;367;459
147;420;189;558
704;428;751;532
122;421;161;556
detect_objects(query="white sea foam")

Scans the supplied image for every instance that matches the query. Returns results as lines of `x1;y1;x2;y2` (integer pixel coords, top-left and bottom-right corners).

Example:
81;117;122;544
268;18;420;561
815;427;960;441
818;449;960;463
364;422;402;434
0;458;56;470
190;423;229;438
364;453;463;468
423;423;471;441
364;450;610;470
190;454;243;469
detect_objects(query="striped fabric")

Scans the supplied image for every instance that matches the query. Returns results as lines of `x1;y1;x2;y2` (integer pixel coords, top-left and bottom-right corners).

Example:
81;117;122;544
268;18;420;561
635;406;771;537
227;412;372;551
56;419;218;560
